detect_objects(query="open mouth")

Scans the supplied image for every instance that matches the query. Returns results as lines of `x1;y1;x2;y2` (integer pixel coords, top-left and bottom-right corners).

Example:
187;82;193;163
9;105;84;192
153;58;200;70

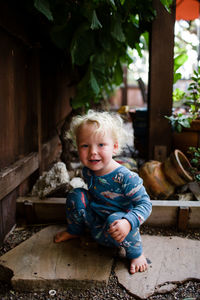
89;159;101;164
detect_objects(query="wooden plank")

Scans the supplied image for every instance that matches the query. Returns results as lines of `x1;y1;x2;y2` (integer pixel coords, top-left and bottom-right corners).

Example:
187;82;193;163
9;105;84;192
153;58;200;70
148;200;200;229
188;207;200;228
16;197;200;228
178;207;190;231
151;200;200;207
0;27;17;169
148;0;175;159
0;26;38;171
17;197;66;224
0;152;38;201
33;49;43;174
0;133;63;202
146;205;178;227
17;197;66;204
0;191;17;244
0;199;3;244
121;66;127;106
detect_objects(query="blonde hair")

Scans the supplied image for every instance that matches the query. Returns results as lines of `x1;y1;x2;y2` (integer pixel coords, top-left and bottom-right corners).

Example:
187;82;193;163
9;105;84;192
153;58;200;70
67;110;130;155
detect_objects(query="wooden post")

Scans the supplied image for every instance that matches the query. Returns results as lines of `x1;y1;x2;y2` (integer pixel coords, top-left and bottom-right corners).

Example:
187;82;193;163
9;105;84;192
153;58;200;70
121;66;127;106
178;206;190;231
148;0;175;160
33;48;43;174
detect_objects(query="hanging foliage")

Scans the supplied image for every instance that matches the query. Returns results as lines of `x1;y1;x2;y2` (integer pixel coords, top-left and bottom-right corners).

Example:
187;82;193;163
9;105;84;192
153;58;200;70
24;0;172;108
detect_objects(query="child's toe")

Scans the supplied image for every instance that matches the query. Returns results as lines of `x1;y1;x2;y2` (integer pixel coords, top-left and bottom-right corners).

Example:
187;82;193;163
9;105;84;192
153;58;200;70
130;264;136;274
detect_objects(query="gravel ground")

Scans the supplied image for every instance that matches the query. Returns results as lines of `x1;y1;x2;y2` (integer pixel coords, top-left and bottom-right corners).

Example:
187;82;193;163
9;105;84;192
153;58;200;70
0;224;200;300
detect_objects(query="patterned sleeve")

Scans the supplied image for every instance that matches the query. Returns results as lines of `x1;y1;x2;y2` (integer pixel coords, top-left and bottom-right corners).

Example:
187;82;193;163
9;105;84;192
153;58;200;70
122;171;152;229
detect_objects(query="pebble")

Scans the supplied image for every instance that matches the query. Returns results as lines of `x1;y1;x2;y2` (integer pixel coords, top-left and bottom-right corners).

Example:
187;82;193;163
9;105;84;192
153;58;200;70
49;290;56;296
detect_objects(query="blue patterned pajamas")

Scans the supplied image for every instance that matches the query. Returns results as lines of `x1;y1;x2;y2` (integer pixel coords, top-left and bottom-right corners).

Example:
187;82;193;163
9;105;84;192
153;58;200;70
66;188;143;259
65;165;152;259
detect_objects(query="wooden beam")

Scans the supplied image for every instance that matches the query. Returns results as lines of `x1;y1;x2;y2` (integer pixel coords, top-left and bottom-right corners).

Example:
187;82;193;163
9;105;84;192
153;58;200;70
33;49;43;174
121;66;128;106
17;197;66;224
146;202;178;227
16;197;200;229
148;0;175;159
0;153;38;201
147;200;200;229
0;134;61;201
178;206;190;231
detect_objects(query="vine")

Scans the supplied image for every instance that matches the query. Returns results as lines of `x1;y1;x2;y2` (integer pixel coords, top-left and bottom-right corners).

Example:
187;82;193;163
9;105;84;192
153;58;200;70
25;0;172;108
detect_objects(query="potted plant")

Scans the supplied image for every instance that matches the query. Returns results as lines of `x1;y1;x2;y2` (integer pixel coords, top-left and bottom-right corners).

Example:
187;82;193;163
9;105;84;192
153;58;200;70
166;67;200;154
187;146;200;182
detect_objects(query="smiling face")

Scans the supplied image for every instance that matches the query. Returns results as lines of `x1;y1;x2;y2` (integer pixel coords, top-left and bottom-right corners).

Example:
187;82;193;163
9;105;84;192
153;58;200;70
77;122;119;176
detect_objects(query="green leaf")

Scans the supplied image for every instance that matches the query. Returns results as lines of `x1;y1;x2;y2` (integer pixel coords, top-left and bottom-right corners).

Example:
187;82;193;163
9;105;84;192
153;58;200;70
194;151;200;157
142;32;149;46
72;82;93;109
71;67;100;109
31;0;157;108
34;0;53;21
174;53;188;73
99;33;112;51
124;23;140;48
160;0;173;12
177;124;182;132
174;72;182;84
173;88;185;101
70;26;95;66
179;118;191;128
50;23;72;49
109;0;116;7
191;158;199;165
173;53;188;83
111;18;125;42
122;52;133;65
113;62;123;86
135;43;142;58
194;70;198;76
91;10;102;30
195;174;200;181
71;94;91;109
90;72;100;95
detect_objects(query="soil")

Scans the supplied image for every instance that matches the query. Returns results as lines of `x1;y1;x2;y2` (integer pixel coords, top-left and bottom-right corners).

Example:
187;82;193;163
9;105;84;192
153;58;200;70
0;224;200;300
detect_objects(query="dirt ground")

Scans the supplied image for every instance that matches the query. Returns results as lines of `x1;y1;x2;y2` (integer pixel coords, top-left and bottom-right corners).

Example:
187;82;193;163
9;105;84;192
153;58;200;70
0;224;200;300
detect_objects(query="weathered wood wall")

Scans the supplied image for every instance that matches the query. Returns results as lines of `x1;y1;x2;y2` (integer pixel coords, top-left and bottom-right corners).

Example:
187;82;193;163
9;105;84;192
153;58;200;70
0;3;74;244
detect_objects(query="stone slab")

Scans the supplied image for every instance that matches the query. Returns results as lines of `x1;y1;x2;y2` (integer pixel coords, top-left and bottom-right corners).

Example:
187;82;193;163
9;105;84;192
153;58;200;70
0;225;113;291
115;235;200;299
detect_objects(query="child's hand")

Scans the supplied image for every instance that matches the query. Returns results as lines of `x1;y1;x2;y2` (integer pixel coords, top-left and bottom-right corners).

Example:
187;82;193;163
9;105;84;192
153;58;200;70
108;219;131;243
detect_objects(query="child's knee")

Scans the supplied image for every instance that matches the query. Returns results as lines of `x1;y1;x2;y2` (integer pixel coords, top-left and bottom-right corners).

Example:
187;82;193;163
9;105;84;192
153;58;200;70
66;188;89;209
106;212;125;227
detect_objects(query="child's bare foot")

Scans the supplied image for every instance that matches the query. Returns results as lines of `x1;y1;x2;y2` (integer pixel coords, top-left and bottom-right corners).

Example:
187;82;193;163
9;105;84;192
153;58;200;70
130;253;148;274
54;231;79;243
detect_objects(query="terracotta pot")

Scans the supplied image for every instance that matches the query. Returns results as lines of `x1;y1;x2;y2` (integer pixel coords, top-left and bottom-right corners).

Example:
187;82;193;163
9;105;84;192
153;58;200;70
139;149;193;199
173;119;200;155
